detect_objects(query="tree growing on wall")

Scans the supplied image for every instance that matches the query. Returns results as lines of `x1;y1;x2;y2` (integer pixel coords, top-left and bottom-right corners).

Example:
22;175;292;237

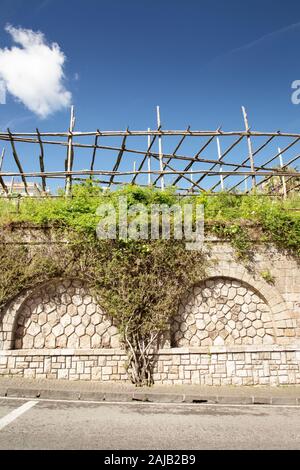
68;237;207;386
0;233;206;386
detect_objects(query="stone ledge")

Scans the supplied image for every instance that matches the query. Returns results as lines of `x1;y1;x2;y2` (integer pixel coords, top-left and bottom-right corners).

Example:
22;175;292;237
159;344;300;354
0;386;299;405
0;348;126;356
1;343;300;356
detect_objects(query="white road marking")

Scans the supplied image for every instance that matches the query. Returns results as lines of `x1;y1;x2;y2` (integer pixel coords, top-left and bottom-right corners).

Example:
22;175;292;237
0;400;38;431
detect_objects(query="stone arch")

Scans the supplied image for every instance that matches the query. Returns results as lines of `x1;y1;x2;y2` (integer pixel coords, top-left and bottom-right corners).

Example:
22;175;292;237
171;276;278;347
0;278;120;350
205;263;295;337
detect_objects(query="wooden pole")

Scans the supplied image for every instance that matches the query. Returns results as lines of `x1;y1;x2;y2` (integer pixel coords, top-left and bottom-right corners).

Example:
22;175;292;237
156;106;164;190
0;147;4;171
242;106;256;190
216;137;224;191
1;168;297;178
7;129;28;195
0;148;8;195
278;147;287;199
36;129;46;193
0;176;8;194
6;129;300;138
5;128;300;139
90;133;99;171
147;128;151;185
65;105;75;196
109;134;127;186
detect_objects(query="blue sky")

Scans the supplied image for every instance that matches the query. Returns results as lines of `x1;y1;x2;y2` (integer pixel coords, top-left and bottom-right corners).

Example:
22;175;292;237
1;0;300;191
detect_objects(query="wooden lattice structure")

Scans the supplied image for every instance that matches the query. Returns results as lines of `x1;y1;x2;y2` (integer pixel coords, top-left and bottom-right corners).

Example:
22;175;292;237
0;106;299;197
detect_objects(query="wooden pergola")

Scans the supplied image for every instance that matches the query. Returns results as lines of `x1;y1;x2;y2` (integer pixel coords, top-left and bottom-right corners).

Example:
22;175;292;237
0;106;299;198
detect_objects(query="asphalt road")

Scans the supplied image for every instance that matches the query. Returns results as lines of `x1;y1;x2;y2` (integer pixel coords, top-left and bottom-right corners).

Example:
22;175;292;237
0;398;299;450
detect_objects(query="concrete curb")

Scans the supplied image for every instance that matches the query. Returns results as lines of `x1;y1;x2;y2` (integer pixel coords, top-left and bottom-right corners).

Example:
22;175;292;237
0;387;300;405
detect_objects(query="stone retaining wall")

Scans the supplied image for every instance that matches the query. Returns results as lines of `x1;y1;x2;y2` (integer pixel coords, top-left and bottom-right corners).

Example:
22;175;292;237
0;346;299;385
0;230;300;386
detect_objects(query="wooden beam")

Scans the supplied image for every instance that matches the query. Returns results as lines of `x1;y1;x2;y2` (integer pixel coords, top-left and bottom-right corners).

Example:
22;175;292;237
278;147;287;199
0;147;7;194
0;147;4;171
216;137;224;191
36;129;46;193
0;149;8;195
5;129;300;138
109;134;127;186
7;129;28;195
147;128;151;185
1;169;299;178
241;106;256;190
156;106;164;190
65;105;75;197
90;132;99;171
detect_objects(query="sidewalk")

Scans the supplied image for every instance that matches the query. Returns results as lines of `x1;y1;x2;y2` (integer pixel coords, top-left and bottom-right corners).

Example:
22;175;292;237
1;376;300;405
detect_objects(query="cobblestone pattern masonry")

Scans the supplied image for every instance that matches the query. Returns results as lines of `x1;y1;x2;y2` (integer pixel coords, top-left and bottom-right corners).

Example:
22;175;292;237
172;277;274;347
0;279;120;350
0;347;300;385
200;242;300;346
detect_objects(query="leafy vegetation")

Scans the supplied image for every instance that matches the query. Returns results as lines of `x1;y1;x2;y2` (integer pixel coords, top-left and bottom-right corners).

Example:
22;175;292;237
2;183;300;256
260;270;275;284
0;183;299;253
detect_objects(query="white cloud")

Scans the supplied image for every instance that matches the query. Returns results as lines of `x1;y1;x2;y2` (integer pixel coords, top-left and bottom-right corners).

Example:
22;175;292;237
205;21;300;69
0;24;72;118
226;21;300;56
